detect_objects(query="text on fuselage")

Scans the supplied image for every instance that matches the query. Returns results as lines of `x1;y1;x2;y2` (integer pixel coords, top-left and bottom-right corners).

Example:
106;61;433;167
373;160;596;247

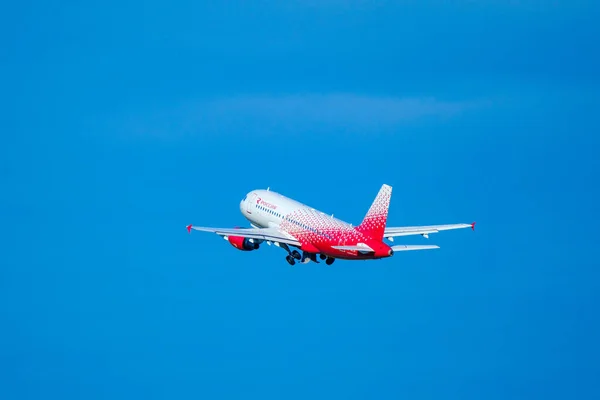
256;197;278;210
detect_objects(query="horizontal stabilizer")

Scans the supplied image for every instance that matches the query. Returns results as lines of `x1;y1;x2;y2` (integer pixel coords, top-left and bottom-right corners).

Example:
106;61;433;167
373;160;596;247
331;243;374;252
391;245;440;252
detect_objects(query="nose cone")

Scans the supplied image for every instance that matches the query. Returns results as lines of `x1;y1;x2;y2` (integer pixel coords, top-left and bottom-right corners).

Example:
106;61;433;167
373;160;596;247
240;198;245;214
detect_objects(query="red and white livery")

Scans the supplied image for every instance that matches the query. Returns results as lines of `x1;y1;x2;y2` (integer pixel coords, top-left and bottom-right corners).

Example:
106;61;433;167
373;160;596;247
187;184;475;265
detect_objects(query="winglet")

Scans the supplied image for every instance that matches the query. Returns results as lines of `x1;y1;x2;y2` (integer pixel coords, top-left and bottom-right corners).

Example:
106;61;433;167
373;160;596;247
471;222;476;231
186;224;192;233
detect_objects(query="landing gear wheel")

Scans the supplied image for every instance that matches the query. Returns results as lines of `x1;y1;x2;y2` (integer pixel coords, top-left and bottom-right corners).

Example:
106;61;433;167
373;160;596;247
286;255;296;266
319;254;326;260
325;257;335;266
291;250;302;260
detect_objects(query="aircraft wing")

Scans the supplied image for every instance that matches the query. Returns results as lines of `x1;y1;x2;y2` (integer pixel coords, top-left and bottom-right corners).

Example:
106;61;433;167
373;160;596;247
186;225;302;247
384;222;475;238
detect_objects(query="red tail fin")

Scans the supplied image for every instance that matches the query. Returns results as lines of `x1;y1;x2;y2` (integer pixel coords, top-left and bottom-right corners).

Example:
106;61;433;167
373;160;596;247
355;184;392;241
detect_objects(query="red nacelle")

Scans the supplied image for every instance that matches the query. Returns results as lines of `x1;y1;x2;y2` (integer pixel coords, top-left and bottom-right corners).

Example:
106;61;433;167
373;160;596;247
228;235;259;251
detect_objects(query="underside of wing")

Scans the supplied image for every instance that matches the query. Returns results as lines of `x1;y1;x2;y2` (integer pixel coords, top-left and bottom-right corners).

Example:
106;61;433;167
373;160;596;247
384;222;475;238
187;225;301;247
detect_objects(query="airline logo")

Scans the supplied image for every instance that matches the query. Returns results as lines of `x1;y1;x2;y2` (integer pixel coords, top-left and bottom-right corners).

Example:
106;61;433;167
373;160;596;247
256;197;277;209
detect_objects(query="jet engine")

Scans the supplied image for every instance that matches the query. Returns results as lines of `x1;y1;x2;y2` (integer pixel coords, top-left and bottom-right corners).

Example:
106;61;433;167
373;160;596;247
227;236;260;251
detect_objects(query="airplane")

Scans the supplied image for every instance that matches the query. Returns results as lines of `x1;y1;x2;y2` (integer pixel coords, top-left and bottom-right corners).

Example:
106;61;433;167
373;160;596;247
186;184;475;266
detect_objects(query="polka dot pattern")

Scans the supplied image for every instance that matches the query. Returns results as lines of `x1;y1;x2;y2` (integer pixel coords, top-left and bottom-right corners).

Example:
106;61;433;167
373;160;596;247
245;185;393;258
355;184;392;240
277;185;391;251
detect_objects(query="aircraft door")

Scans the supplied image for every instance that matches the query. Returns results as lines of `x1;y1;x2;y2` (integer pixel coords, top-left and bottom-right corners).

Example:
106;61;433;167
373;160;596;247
246;193;257;214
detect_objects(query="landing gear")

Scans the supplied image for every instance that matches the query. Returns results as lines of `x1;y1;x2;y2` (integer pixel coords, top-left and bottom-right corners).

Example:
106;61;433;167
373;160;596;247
301;251;319;264
291;250;302;260
284;249;330;266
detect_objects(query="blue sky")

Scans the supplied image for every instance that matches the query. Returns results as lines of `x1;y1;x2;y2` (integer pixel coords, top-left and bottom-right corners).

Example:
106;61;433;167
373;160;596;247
2;1;600;399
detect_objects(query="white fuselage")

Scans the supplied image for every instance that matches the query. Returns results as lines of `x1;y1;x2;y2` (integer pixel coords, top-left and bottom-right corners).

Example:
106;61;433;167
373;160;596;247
239;189;352;231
